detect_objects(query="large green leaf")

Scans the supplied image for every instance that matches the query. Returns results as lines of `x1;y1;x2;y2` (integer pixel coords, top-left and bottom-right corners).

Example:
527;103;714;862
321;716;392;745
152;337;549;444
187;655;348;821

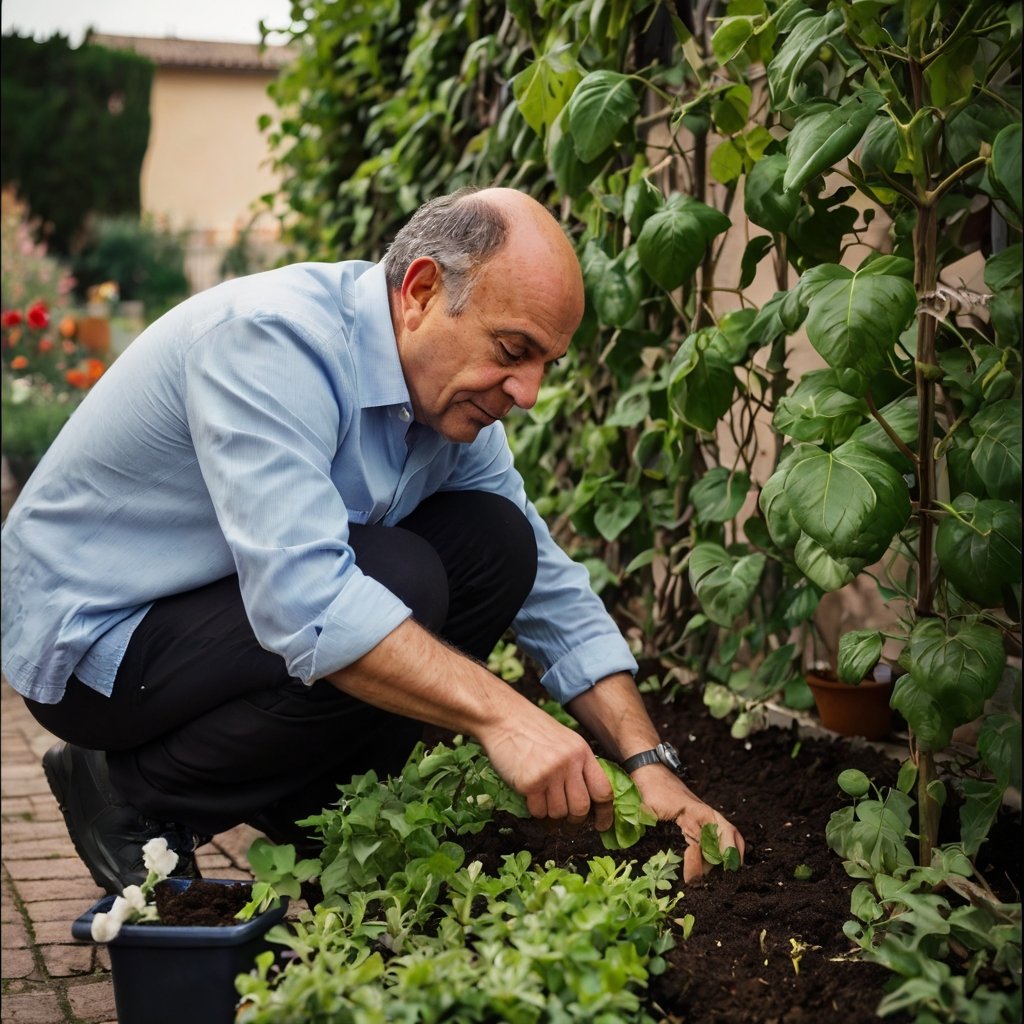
773;369;868;445
512;46;582;136
668;330;738;432
893;619;1005;752
637;194;732;291
848;396;918;472
935;495;1022;608
766;9;845;110
688;542;766;627
783;92;885;193
744;153;801;233
581;244;643;327
594;491;642;542
759;460;802;549
838;630;884;683
967;399;1022;501
989;122;1022;217
793;534;860;591
803;261;917;376
784;442;911;561
567;69;639;163
547;105;607;196
691;467;752;523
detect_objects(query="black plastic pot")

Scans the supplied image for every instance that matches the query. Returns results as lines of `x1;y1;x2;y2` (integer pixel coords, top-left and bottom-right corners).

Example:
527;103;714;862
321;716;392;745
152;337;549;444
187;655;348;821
71;878;287;1024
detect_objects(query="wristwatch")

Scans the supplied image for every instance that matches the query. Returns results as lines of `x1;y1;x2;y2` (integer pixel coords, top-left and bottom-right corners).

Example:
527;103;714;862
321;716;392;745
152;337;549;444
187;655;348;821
621;741;684;777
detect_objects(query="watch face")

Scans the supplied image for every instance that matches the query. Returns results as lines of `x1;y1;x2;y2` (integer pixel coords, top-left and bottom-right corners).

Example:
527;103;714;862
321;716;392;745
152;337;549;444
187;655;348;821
658;742;682;771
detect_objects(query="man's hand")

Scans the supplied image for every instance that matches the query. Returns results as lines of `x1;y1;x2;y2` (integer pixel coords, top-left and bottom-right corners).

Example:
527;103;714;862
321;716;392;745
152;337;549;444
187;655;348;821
479;713;615;832
630;762;745;882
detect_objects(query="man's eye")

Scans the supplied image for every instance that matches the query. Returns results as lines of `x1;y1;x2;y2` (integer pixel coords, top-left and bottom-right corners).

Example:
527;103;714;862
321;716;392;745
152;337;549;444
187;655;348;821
499;345;525;364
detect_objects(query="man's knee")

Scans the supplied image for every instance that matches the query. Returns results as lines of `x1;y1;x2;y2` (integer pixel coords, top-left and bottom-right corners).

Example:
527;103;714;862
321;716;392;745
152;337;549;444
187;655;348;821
348;524;449;632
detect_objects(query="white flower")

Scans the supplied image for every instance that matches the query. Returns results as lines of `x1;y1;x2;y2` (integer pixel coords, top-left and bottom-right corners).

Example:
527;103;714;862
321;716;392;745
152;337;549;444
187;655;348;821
90;897;131;942
142;836;179;878
90;911;122;942
121;885;147;914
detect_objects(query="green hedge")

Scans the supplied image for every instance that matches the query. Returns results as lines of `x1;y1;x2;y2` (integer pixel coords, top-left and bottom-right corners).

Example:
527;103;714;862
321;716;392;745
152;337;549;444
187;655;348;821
0;33;152;255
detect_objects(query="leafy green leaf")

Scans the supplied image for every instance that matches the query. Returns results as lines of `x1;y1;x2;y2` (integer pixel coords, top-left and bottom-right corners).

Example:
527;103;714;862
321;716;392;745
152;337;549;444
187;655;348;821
567;69;639;162
744;153;801;233
893;618;1005;752
512;45;582;136
935;495;1021;607
773;369;868;445
783;92;885;193
802;262;917;377
594;493;642;542
990;122;1022;216
838;630;884;683
784;442;911;561
637;194;732;291
967;399;1022;501
690;467;752;523
688;542;766;626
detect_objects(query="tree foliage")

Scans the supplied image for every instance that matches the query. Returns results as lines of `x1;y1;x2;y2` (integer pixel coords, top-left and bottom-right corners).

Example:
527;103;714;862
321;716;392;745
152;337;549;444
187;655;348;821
0;33;152;255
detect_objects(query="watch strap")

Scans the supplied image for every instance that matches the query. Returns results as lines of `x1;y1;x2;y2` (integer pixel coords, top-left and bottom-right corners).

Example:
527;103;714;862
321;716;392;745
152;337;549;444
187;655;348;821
621;747;664;773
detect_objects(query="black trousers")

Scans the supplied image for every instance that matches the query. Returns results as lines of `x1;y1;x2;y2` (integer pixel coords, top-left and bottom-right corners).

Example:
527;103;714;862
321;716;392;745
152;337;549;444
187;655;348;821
26;491;538;835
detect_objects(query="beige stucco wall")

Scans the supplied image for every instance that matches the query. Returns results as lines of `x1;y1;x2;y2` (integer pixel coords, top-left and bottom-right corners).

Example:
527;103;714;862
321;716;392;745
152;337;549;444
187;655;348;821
141;67;284;291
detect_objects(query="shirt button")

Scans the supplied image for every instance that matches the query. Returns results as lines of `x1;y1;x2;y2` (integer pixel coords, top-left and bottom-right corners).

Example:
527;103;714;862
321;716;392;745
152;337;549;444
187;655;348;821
397;406;411;423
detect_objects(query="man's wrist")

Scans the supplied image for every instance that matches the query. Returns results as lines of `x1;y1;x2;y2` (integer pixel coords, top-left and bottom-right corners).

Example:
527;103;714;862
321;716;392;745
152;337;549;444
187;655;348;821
621;741;684;777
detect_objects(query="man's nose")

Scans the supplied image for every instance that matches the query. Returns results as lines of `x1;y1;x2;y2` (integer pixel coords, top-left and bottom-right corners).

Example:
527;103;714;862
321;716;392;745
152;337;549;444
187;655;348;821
503;365;543;410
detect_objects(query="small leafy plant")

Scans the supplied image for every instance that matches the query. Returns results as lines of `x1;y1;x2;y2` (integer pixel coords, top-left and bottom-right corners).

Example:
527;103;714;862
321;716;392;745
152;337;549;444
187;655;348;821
235;740;689;1023
826;767;1021;1023
699;823;742;873
597;757;658;850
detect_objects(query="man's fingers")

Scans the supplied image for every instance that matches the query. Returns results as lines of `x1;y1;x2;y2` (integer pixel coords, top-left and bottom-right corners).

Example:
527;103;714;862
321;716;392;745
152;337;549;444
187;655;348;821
583;757;614;832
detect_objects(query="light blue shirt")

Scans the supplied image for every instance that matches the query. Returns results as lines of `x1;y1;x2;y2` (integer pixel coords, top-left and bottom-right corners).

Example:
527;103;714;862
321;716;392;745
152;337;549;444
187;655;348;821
2;261;636;706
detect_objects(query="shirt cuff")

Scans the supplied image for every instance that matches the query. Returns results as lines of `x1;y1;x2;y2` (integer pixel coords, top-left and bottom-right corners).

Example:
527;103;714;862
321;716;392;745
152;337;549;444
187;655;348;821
304;571;412;683
539;634;639;705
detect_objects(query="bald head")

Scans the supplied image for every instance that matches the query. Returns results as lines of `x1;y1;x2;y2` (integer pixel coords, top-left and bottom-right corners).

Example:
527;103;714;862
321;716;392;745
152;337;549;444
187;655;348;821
381;186;582;318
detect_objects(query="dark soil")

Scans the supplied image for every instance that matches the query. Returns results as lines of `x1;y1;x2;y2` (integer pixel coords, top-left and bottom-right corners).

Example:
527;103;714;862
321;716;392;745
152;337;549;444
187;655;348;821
455;684;1021;1024
153;879;252;927
160;684;1021;1022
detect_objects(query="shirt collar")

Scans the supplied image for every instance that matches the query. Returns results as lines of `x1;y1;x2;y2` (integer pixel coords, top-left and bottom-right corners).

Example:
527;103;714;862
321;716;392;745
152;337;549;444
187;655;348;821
350;263;412;411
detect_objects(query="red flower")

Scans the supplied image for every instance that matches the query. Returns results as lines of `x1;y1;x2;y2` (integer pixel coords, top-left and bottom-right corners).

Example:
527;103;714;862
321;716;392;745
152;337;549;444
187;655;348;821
11;355;29;370
38;337;55;353
66;369;89;389
2;309;22;327
26;301;49;330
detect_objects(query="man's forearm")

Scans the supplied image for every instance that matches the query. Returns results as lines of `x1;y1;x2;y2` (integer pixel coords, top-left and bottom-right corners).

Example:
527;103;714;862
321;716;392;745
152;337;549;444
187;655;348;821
325;619;616;826
566;671;663;761
325;618;532;736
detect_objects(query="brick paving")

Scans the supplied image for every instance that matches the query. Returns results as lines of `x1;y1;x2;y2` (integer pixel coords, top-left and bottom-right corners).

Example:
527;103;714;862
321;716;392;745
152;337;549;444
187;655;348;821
1;682;263;1024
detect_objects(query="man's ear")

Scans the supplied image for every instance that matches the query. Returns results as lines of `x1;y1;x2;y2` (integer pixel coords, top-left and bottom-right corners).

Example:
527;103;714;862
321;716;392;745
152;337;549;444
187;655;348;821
400;257;442;329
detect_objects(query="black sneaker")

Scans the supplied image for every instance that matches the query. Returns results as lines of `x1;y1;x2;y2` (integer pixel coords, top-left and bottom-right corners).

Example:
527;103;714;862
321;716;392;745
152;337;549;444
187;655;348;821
43;741;210;895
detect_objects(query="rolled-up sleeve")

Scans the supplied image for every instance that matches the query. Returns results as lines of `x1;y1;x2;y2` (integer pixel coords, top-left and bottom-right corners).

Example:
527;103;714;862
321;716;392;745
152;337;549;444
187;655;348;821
182;312;411;683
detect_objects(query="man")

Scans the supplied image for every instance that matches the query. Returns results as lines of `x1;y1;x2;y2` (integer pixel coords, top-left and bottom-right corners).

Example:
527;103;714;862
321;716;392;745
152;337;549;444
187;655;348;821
2;186;744;893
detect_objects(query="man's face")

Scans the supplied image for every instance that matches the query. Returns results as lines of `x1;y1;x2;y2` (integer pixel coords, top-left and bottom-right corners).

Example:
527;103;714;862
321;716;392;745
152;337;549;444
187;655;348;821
394;215;584;444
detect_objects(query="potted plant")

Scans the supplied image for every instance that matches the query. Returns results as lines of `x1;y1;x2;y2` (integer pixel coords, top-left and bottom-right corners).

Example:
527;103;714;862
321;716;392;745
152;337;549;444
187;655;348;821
71;838;291;1024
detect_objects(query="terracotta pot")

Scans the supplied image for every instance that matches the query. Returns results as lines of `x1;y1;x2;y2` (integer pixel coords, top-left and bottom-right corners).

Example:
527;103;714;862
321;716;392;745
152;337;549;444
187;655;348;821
76;316;111;355
71;878;287;1024
805;672;895;741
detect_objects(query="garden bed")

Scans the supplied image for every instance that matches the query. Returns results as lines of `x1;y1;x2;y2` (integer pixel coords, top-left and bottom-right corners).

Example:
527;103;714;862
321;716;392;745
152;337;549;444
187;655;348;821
451;685;1020;1024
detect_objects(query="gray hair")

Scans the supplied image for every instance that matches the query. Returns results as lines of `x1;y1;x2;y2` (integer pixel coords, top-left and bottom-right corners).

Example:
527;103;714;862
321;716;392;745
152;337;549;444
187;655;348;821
381;187;510;315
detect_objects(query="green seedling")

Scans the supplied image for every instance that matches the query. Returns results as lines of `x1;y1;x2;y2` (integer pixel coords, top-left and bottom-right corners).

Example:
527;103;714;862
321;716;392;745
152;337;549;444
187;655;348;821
699;823;742;872
596;758;657;850
239;838;320;919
